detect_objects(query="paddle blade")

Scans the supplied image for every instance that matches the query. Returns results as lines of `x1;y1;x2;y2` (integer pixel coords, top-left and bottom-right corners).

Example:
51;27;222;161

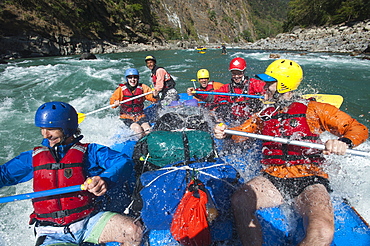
302;94;344;108
78;113;86;124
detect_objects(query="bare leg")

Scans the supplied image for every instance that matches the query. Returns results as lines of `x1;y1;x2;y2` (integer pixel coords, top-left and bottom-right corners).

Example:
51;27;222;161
295;184;334;246
130;123;144;137
99;214;144;246
141;122;152;135
232;176;284;246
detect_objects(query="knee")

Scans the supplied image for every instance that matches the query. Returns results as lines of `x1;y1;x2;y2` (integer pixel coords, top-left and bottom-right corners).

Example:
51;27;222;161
317;220;334;243
305;218;334;245
130;123;143;133
231;185;256;211
123;220;144;245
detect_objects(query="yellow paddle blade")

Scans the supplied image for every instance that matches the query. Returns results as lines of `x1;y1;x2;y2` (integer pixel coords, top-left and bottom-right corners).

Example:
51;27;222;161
77;113;86;124
302;94;344;108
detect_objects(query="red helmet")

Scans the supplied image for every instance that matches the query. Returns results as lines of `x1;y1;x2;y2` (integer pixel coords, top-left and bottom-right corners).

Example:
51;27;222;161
229;57;247;71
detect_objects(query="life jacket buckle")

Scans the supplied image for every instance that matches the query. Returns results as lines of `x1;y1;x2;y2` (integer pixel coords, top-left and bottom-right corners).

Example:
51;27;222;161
50;163;64;170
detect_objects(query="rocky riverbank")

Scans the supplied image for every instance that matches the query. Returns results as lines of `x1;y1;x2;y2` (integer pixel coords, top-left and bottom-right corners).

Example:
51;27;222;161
0;35;185;60
243;20;370;55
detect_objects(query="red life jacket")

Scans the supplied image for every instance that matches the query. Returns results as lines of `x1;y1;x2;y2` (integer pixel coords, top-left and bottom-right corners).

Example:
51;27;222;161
120;84;145;115
202;81;216;91
260;102;324;166
151;66;176;89
31;143;95;225
227;81;253;119
195;81;216;104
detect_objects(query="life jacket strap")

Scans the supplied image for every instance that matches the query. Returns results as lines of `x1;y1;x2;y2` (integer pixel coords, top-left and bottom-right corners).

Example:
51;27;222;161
36;204;92;219
33;162;83;171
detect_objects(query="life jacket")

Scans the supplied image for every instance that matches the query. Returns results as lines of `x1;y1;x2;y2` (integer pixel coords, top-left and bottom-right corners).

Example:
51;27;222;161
225;80;254;119
120;84;145;115
260;102;324;166
195;81;217;106
201;81;216;92
151;66;176;90
31;143;95;225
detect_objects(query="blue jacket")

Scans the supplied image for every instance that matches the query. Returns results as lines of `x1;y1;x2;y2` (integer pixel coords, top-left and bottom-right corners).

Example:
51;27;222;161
0;136;134;189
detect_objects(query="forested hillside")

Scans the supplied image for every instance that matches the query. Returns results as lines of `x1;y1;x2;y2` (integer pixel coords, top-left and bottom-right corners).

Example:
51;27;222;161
284;0;370;31
0;0;159;43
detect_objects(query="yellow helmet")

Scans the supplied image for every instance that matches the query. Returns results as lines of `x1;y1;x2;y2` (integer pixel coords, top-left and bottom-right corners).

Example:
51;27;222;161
197;69;210;81
257;59;303;93
145;55;156;62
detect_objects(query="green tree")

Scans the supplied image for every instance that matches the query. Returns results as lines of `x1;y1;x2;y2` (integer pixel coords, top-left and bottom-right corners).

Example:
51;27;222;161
284;0;370;31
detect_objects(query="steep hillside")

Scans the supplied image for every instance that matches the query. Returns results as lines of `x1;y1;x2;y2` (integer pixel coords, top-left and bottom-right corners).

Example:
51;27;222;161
0;0;288;58
150;0;288;43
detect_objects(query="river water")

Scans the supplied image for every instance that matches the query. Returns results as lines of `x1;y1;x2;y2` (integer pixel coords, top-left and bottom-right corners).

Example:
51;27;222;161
0;48;369;245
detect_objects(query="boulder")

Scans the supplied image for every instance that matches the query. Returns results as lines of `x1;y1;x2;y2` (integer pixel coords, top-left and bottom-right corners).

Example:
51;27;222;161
79;52;97;60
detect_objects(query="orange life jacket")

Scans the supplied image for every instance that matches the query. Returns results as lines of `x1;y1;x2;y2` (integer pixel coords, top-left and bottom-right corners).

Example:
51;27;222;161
31;143;95;225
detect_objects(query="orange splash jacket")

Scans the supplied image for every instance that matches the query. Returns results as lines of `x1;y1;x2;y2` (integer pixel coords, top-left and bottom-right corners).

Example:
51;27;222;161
230;101;368;179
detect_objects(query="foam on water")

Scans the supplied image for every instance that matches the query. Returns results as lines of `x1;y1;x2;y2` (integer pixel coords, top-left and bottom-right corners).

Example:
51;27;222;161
0;49;369;245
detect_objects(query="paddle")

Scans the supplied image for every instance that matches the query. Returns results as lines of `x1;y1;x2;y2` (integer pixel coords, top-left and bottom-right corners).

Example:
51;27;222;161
224;129;370;158
0;184;85;204
193;91;344;108
192;91;264;99
78;90;154;123
191;79;197;88
301;94;344;108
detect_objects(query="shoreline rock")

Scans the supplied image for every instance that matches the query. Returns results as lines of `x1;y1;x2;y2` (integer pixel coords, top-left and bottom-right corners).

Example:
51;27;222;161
242;20;370;56
0;35;190;60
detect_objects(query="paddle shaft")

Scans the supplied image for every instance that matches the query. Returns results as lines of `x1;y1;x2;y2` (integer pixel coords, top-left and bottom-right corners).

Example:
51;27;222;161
82;91;154;117
193;91;263;99
191;79;197;88
0;185;83;204
224;129;370;158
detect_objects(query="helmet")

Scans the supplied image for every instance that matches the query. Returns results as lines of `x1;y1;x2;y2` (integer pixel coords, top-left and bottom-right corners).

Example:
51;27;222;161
229;57;247;71
197;69;210;81
35;101;78;137
125;68;139;82
145;55;156;62
263;59;303;93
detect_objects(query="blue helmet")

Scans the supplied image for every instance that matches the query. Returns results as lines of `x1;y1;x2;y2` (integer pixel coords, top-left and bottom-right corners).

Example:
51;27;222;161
125;68;139;82
35;101;78;137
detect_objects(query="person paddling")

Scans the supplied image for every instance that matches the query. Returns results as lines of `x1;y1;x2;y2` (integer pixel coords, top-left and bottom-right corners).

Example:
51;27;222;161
214;59;369;246
221;43;227;54
0;102;143;246
145;55;178;106
186;68;224;108
110;68;158;138
207;57;266;124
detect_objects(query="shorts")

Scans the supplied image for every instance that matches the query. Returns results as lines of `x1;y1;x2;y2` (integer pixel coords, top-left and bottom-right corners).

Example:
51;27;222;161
34;211;117;246
121;115;148;127
263;172;332;200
